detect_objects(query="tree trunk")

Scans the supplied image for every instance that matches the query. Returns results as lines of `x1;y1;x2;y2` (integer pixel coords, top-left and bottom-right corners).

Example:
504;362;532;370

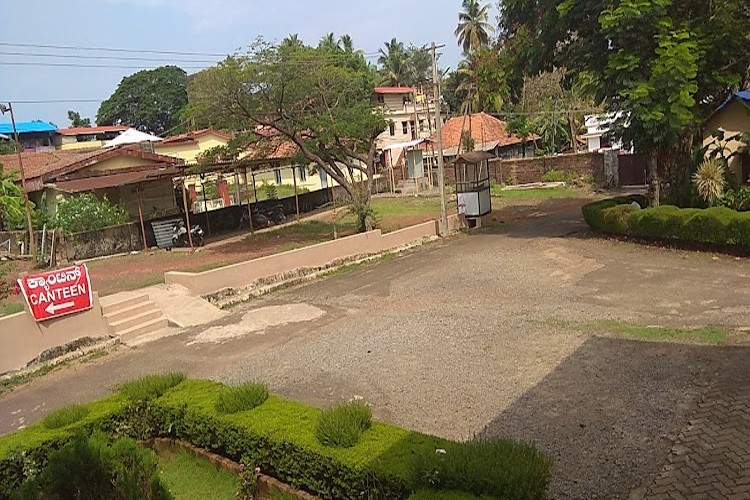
647;148;660;207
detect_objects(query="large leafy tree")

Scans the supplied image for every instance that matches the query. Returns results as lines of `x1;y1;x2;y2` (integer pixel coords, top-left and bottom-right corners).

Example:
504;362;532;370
456;0;494;55
96;66;188;135
186;41;385;232
67;110;91;127
498;0;750;205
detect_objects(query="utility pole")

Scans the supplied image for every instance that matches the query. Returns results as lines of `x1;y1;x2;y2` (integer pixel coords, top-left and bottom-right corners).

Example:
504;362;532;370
1;102;37;257
430;43;448;237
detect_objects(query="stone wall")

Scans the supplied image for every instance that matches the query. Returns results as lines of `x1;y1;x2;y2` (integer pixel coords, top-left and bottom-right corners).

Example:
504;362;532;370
62;223;143;261
443;152;606;186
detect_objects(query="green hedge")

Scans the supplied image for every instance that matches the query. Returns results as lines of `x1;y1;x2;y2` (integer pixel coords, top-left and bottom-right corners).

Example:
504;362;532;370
0;379;551;500
582;196;750;250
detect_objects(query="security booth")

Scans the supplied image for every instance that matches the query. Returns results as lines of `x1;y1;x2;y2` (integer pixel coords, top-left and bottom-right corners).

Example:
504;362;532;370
453;152;493;226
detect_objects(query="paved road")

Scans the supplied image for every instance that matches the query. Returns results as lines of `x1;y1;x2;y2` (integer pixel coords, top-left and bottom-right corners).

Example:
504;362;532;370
2;196;749;499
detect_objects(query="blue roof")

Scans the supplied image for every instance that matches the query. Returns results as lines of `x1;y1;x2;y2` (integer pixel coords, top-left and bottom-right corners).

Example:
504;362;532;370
715;90;750;114
0;121;58;134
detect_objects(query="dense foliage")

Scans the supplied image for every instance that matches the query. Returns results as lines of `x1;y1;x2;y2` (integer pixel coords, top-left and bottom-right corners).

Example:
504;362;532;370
186;39;385;231
13;433;170;500
96;66;188;135
54;194;129;234
0;378;552;500
67;110;91;128
0;164;24;232
582;196;750;250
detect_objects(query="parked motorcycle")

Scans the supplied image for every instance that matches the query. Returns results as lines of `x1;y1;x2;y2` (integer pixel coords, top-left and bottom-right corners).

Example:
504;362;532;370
239;206;270;230
172;220;205;247
266;204;287;224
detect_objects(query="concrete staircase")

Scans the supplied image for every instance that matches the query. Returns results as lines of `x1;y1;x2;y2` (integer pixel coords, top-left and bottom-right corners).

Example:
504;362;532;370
102;294;169;344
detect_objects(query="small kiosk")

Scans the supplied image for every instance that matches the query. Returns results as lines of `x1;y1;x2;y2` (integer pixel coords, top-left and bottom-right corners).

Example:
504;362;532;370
452;152;493;226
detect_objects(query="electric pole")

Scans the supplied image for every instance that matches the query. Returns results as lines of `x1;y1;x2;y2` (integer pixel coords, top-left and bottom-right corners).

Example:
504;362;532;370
1;102;37;257
431;42;448;237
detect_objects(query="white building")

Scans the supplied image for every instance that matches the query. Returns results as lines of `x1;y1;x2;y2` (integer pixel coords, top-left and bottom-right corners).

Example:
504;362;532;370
582;113;631;153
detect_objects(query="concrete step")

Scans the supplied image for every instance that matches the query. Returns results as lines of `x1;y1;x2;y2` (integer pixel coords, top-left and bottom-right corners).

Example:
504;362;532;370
101;294;149;316
103;300;158;324
123;326;182;348
117;317;170;343
109;310;165;334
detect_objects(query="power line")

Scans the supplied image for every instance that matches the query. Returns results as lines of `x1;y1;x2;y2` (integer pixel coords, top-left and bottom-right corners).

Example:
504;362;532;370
0;61;207;70
0;41;230;57
0;50;221;64
5;99;104;104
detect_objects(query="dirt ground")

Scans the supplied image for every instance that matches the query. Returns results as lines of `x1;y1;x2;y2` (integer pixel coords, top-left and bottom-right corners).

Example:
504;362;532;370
3;192;748;498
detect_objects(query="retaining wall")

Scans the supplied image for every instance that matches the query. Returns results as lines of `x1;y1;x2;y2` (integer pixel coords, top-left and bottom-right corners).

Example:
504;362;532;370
0;293;109;374
166;218;447;296
62;223;143;261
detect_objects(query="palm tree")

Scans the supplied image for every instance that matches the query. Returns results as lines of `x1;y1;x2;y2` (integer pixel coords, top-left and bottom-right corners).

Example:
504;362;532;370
378;38;409;86
407;45;431;87
339;34;354;53
319;32;339;50
455;0;494;55
280;34;304;51
0;165;24;231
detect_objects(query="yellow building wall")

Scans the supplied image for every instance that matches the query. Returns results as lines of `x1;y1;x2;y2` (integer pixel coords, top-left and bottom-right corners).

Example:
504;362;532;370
704;100;750;181
154;134;229;163
82;156;161;173
60;141;105;151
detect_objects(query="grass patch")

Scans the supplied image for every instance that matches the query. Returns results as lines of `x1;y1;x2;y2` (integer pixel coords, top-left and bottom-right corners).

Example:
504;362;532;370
119;372;186;401
414;438;553;499
492;186;580;199
158;450;240;500
268;488;299;500
316;401;373;448
215;381;269;414
1;302;24;317
595;319;728;344
42;404;90;429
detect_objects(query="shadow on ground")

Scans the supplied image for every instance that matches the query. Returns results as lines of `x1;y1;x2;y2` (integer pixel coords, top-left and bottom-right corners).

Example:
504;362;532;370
477;336;750;500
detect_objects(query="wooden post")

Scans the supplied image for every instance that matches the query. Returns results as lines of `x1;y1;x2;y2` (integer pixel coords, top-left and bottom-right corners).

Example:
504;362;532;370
388;150;396;194
293;166;300;220
251;172;258;202
242;167;254;233
135;185;148;251
200;174;211;236
181;174;194;251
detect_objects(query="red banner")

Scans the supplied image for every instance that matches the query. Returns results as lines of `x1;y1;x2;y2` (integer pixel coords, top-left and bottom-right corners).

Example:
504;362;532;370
17;264;93;322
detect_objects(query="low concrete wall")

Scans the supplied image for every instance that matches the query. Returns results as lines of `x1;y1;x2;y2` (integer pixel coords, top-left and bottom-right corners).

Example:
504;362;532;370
166;218;450;296
0;293;109;374
62;223;142;261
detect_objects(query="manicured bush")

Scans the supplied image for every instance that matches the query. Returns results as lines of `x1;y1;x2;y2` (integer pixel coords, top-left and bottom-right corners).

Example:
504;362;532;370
0;379;552;500
42;404;90;430
119;372;185;402
316;401;372;448
12;432;171;500
582;196;750;251
215;382;269;414
413;438;552;499
54;193;129;234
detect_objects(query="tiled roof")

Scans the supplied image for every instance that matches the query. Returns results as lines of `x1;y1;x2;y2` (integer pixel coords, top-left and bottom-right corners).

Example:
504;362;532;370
0;145;182;185
57;125;128;136
243;127;299;161
0;121;57;134
159;128;231;146
429;112;532;151
374;87;415;94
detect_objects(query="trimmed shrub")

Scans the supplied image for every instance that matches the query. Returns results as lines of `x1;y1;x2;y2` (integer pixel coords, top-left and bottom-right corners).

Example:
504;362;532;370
13;432;171;500
583;197;750;250
414;438;552;499
542;169;567;183
119;373;185;402
316;401;372;448
42;404;90;430
215;382;269;414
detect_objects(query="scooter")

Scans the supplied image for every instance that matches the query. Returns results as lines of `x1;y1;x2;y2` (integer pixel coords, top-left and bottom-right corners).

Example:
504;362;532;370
172;220;205;247
239;207;270;230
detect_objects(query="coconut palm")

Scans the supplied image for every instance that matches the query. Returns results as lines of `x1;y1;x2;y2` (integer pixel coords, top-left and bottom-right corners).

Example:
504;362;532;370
377;38;409;86
339;34;354;53
319;32;339;50
455;0;494;55
0;165;24;231
280;34;304;51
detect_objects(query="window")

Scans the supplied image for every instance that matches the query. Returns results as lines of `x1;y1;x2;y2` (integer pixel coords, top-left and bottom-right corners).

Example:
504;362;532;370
274;169;282;184
410;121;416;139
298;166;307;181
402;121;408;135
389;121;395;136
419;120;426;132
377;94;384;103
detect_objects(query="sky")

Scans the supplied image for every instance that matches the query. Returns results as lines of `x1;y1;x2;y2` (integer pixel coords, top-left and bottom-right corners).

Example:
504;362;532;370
0;0;494;128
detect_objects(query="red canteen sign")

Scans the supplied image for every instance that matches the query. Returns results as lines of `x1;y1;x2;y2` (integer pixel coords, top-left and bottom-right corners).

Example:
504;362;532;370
17;264;93;322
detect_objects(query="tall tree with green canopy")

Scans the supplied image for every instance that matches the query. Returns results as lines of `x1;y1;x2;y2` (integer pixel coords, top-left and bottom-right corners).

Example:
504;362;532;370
455;0;494;55
498;0;750;205
67;110;91;127
186;40;385;232
96;65;188;135
378;38;409;86
0;162;24;232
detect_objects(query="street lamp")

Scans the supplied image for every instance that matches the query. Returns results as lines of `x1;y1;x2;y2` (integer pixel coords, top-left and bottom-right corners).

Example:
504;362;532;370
0;102;37;257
